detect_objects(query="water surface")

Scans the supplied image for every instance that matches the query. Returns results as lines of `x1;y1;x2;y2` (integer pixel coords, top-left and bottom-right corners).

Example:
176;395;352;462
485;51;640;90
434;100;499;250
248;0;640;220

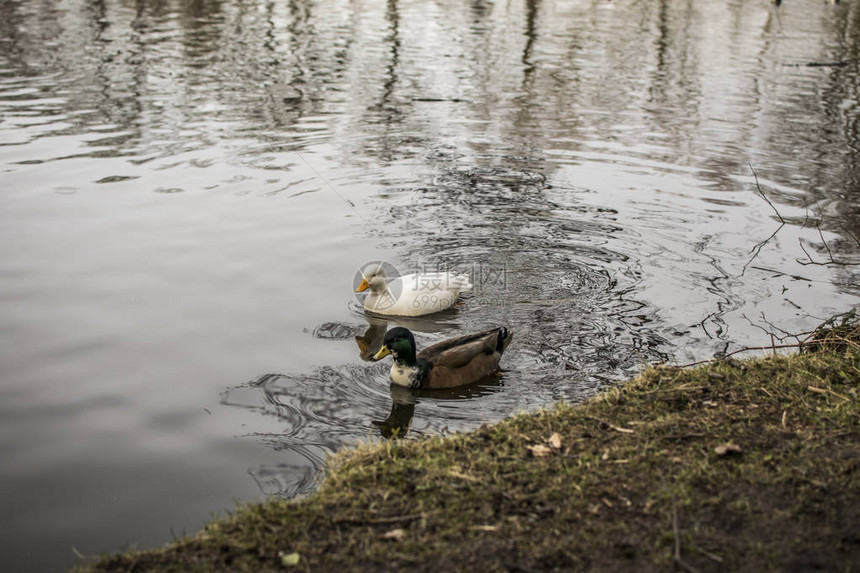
1;0;859;571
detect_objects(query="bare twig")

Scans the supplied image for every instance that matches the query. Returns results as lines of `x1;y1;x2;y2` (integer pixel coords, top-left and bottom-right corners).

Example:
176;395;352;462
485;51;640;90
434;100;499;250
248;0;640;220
700;311;717;339
805;310;851;336
804;61;848;67
742;313;776;339
797;224;860;266
748;265;813;282
743;165;787;273
840;224;860;247
743;222;785;273
797;237;818;265
758;312;796;339
817;223;835;262
677;343;803;368
744;169;858;270
742;312;804;345
678;328;859;367
749;164;785;223
787;61;848;67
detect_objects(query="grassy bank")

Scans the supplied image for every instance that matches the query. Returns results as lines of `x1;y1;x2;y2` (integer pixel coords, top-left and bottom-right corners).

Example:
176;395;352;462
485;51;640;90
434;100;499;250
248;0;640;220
77;324;859;572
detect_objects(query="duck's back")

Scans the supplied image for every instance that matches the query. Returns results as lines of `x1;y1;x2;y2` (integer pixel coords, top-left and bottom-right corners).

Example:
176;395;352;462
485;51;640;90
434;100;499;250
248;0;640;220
366;272;470;316
418;327;513;388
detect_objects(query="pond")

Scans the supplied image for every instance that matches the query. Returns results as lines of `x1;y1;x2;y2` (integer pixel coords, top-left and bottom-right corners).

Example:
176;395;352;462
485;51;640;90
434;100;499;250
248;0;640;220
1;0;858;571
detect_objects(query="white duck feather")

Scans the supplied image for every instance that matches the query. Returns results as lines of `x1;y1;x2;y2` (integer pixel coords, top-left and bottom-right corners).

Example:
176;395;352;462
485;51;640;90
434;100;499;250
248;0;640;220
356;265;472;317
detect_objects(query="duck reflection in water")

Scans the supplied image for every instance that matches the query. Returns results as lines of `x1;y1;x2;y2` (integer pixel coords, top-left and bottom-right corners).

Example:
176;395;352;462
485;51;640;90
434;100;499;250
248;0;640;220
353;313;459;362
372;384;416;439
354;316;388;361
371;374;506;439
314;313;454;361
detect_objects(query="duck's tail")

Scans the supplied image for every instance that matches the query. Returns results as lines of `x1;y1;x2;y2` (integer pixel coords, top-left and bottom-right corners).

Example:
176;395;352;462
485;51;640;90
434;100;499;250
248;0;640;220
497;327;514;354
448;273;473;294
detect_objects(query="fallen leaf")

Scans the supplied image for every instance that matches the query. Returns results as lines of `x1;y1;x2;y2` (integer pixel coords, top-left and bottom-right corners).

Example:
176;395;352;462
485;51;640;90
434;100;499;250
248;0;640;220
547;432;562;450
380;528;405;541
279;551;300;566
527;444;552;457
471;525;499;532
714;442;742;456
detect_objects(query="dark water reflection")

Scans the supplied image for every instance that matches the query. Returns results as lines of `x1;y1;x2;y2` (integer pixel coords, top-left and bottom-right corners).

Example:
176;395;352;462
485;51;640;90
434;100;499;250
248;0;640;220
2;0;860;571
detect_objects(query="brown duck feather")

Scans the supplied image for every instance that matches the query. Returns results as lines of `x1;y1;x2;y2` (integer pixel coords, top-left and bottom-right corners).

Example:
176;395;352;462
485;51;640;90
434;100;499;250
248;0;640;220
418;327;513;388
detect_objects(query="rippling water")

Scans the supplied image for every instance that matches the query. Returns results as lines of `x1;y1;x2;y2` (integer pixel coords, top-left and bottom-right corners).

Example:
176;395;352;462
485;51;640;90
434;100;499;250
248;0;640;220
2;0;859;571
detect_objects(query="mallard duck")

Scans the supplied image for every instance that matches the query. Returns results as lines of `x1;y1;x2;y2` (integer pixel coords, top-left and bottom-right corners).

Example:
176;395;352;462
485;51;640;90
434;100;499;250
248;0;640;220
373;326;513;389
355;265;472;317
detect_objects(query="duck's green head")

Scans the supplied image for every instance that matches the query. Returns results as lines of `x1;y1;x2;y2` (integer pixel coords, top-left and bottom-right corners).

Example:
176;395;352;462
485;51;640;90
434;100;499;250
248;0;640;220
373;327;417;364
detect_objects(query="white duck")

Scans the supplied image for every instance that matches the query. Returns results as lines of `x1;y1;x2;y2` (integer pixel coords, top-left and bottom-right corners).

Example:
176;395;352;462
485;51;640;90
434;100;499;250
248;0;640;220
355;264;472;316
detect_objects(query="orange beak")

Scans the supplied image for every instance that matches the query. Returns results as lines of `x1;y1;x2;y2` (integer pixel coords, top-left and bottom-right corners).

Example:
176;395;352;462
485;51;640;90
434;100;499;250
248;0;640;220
355;278;370;293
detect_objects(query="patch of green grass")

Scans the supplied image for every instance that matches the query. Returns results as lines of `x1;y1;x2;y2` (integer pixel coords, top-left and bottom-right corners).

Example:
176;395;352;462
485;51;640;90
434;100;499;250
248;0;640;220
75;330;860;573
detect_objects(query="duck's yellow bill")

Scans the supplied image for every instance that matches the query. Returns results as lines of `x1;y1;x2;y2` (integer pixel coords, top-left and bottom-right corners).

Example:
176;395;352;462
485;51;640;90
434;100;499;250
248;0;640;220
355;278;370;293
373;346;391;360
